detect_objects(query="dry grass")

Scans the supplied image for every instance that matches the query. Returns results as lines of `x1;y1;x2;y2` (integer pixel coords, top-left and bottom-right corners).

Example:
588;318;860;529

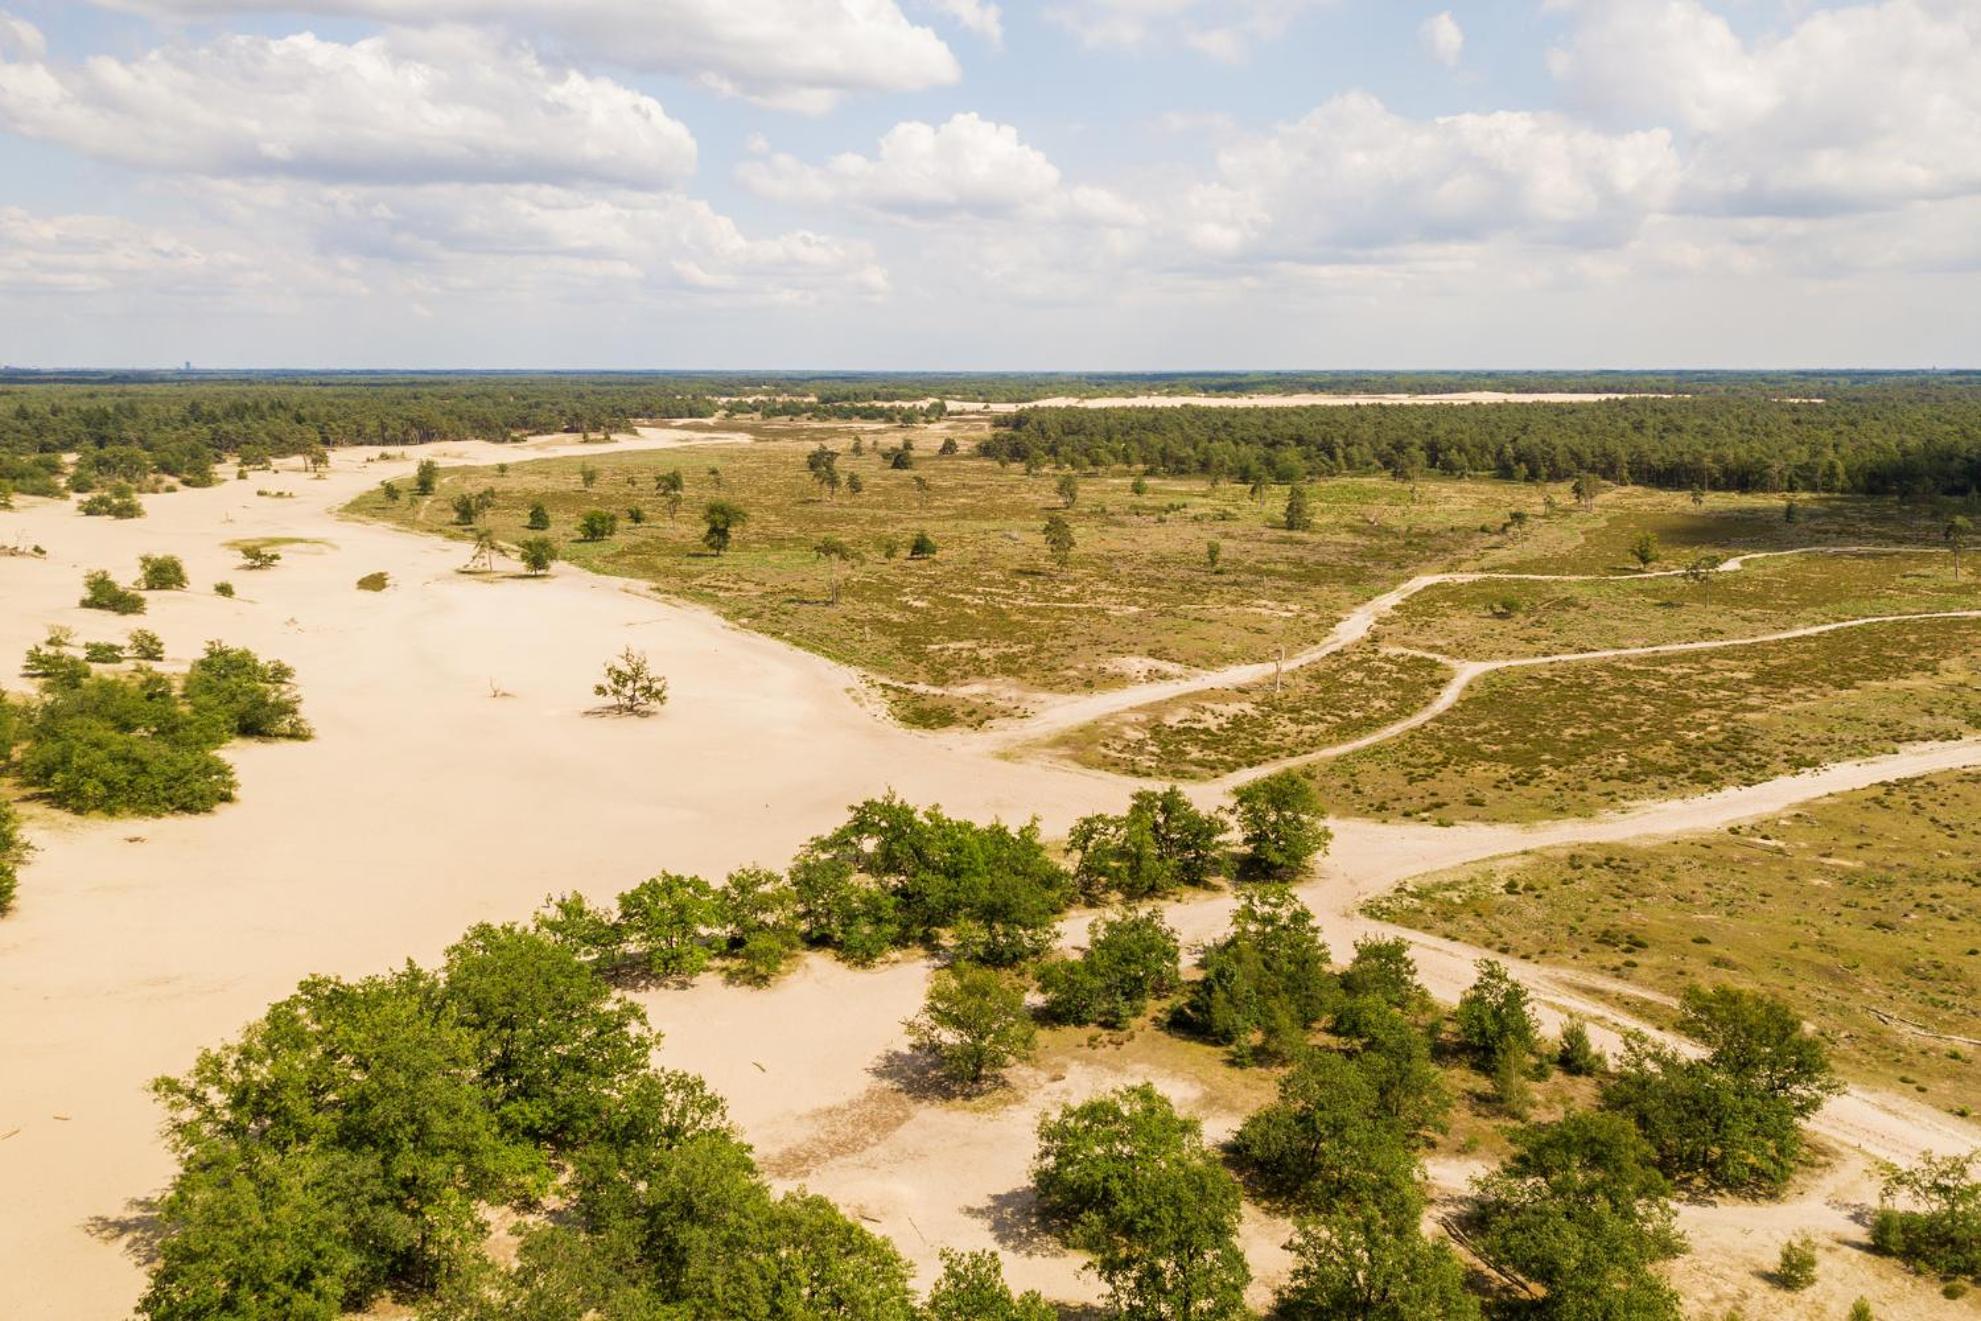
1308;615;1981;822
1369;769;1981;1101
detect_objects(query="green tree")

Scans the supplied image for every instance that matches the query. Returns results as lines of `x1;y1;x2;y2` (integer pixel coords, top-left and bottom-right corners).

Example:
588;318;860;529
517;537;556;576
525;502;549;530
814;536;858;604
81;569;147;615
920;1248;1056;1321
1454;959;1539;1075
1631;531;1659;569
1034;1084;1251;1320
184;642;312;739
1273;1208;1480;1321
1176;885;1337;1064
0;800;27;914
1775;1233;1818;1291
1056;473;1080;508
702;500;747;554
1284;484;1313;531
413;458;439;495
1068;786;1228;901
1948;515;1973;579
1233;1049;1420;1215
126;629;166;662
1231;769;1330;879
593;647;666;715
138;554;189;591
1036;907;1182;1028
1869;1151;1981;1280
905;964;1036;1088
909;529;939;558
617;873;719;981
576;509;617;542
1043;513;1075;568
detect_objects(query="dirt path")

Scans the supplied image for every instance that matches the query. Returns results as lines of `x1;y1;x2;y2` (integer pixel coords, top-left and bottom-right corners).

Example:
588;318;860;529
988;546;1950;749
1;447;1971;1318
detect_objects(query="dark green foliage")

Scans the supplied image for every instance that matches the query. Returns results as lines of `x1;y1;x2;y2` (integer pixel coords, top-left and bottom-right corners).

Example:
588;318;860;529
22;642;90;686
127;629;166;661
1234;1049;1421;1217
414;459;440;495
80;483;145;518
1340;937;1431;1014
81;569;147;615
1558;1017;1606;1076
1869;1152;1981;1281
1231;770;1330;879
139;554;189;590
183;642;313;739
1469;1110;1687;1321
84;641;125;664
517;536;556;575
1175;885;1336;1063
1775;1234;1818;1291
1330;997;1451;1142
1454;959;1539;1074
1601;987;1839;1196
1273;1208;1480;1321
905;963;1036;1088
701;500;746;554
576;509;618;542
0;800;26;914
921;1248;1056;1321
1284;484;1313;531
1036;907;1182;1028
1034;1084;1251;1321
909;528;938;558
1069;786;1228;901
799;793;1071;964
616;873;718;981
525;502;549;530
1042;513;1075;567
17;669;238;815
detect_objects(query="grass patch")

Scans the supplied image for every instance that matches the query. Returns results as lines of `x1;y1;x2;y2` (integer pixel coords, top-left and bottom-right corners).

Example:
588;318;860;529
1378;550;1976;661
1369;769;1981;1099
1310;615;1981;821
1045;644;1452;779
346;429;1522;696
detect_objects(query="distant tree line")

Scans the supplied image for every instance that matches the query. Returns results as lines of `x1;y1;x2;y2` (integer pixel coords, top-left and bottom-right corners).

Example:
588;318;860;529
982;396;1981;498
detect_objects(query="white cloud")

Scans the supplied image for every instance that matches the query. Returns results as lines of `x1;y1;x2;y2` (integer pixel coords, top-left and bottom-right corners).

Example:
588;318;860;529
1050;0;1332;61
0;205;237;294
0;24;697;187
739;112;1142;225
92;0;961;110
1420;11;1463;67
1549;0;1981;216
1190;92;1681;258
924;0;1003;46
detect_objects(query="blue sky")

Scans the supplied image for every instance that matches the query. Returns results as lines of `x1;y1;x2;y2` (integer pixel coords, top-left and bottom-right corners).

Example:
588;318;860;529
0;0;1974;369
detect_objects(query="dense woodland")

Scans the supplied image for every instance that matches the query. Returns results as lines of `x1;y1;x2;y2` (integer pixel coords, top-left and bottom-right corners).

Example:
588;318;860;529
3;374;1978;500
984;396;1981;498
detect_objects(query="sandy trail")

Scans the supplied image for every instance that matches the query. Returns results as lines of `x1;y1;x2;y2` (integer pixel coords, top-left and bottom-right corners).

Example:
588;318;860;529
1;447;1973;1317
989;546;1949;750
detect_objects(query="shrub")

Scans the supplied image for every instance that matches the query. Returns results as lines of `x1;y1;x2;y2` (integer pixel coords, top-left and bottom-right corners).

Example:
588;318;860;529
183;643;312;740
517;537;556;576
1231;769;1330;878
1175;885;1336;1063
126;629;166;662
905;963;1036;1089
525;502;549;530
1776;1234;1818;1291
908;529;938;559
84;642;125;664
138;554;189;591
1869;1152;1981;1281
1454;959;1539;1074
81;570;147;615
0;801;27;914
79;484;143;519
19;671;238;815
594;648;666;715
576;509;617;542
413;457;439;494
1558;1017;1606;1076
239;545;281;570
701;501;746;554
921;1249;1054;1321
212;581;235;598
356;572;389;592
1036;907;1182;1028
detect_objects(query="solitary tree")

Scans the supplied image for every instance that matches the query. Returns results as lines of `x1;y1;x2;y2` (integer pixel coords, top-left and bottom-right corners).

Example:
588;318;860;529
1206;539;1222;573
526;503;550;530
595;647;667;715
579;464;599;490
1043;513;1076;569
1947;515;1972;579
1684;553;1723;602
1631;532;1660;569
239;545;281;570
1056;473;1079;508
702;501;748;555
577;509;618;542
1231;769;1330;879
1571;472;1601;511
413;458;439;495
909;529;938;559
518;537;557;576
814;536;858;604
138;554;189;591
1284;484;1314;532
904;964;1035;1089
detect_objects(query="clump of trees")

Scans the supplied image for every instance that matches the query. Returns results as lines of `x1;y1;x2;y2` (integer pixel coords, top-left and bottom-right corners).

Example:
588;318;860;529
1033;1084;1252;1320
1035;907;1182;1029
1870;1151;1981;1283
81;569;147;615
2;640;310;816
1068;786;1228;900
1174;885;1337;1063
79;483;144;518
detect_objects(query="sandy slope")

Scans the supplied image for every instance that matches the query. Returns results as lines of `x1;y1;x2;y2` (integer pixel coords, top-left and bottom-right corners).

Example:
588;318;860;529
0;445;1973;1318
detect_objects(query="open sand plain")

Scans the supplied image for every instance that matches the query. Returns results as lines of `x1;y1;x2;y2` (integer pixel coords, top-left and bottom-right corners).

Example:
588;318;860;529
2;434;1976;1318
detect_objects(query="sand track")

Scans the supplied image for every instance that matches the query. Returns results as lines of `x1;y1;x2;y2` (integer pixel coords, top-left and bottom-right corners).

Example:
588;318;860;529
1;447;1973;1318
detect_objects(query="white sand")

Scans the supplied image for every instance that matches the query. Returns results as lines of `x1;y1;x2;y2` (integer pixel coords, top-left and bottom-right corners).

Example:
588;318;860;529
0;440;1971;1317
938;392;1673;413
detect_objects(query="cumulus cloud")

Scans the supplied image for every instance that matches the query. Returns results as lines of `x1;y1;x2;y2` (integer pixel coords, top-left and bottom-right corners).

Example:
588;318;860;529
0;24;697;187
1548;0;1981;216
1188;92;1680;259
1050;0;1332;61
92;0;961;110
1420;11;1463;67
924;0;1003;46
739;112;1142;225
0;204;248;294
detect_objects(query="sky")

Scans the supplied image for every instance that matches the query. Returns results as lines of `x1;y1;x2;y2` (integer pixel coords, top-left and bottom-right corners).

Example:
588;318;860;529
0;0;1975;370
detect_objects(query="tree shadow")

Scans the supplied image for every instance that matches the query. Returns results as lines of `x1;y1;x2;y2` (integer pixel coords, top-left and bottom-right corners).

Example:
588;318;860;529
84;1197;165;1267
965;1185;1060;1257
867;1047;964;1102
